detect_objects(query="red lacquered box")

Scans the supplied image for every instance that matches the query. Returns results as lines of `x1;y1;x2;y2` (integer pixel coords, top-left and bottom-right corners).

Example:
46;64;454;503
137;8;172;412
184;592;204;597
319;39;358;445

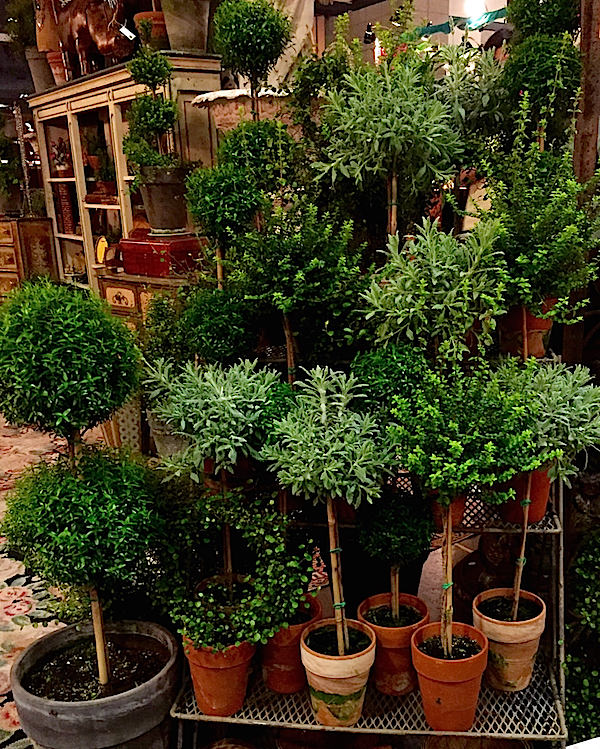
119;230;206;277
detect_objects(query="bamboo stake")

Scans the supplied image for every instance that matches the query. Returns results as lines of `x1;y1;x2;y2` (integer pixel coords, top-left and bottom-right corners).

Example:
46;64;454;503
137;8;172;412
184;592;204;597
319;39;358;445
327;497;349;655
441;505;454;657
522;305;529;360
391;565;400;621
282;313;296;386
388;173;398;236
220;470;232;576
511;474;532;621
216;247;224;291
90;587;110;686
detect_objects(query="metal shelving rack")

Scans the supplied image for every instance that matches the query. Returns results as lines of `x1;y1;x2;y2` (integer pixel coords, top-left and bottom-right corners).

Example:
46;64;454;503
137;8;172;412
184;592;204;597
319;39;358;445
170;489;568;742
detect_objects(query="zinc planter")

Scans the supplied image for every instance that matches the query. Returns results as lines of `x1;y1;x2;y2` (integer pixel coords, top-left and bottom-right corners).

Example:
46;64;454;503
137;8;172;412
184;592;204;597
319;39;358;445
11;620;179;749
261;594;322;694
472;587;546;692
146;409;189;458
411;621;488;732
500;468;552;525
25;47;55;92
161;0;210;52
184;639;256;716
300;618;376;727
139;166;188;233
357;592;429;696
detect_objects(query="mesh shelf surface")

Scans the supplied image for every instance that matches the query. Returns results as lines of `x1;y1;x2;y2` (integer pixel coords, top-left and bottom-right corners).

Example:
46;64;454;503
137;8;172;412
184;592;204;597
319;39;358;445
456;495;561;534
171;658;567;739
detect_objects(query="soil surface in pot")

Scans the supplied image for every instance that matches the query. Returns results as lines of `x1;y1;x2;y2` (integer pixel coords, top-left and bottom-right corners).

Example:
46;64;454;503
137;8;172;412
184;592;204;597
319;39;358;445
477;595;543;622
306;625;371;656
23;636;169;701
288;604;313;626
364;604;422;628
417;635;482;660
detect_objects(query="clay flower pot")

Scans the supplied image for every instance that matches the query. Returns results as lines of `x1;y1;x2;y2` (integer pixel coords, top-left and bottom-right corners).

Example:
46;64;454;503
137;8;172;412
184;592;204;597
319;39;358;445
499;468;552;525
411;621;488;732
472;587;546;692
184;639;256;716
261;594;322;694
357;592;429;696
499;299;557;358
431;494;467;531
300;618;376;727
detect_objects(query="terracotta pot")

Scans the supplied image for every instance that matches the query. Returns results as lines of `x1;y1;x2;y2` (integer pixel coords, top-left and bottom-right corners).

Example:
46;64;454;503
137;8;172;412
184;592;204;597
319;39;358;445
499;299;557;358
87;154;101;171
300;618;376;727
134;11;169;49
262;594;322;694
472;587;546;692
357;592;428;696
499;468;552;525
46;50;67;85
431;494;467;531
184;639;256;716
411;621;488;731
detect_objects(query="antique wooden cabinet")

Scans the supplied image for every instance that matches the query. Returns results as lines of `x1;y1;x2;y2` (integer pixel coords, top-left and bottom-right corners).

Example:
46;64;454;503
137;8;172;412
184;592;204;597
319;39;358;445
0;218;58;296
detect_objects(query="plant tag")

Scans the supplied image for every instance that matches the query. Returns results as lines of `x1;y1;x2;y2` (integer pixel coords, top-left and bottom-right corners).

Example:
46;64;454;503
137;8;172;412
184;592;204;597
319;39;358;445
120;25;136;41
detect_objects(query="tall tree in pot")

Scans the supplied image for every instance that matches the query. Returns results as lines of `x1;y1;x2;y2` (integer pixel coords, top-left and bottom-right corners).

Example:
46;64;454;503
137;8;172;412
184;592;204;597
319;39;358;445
123;21;186;232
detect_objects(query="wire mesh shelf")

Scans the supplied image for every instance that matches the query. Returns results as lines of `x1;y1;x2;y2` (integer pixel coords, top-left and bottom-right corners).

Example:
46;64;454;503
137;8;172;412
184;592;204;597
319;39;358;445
171;657;567;740
455;495;561;534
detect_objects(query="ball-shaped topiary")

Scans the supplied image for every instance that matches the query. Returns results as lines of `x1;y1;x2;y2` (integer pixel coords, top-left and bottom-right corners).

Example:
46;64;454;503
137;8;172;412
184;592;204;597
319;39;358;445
0;279;140;439
213;0;292;93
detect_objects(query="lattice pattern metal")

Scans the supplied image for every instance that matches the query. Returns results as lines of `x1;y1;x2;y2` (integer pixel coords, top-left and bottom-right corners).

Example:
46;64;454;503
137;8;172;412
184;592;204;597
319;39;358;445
171;658;566;739
457;495;560;534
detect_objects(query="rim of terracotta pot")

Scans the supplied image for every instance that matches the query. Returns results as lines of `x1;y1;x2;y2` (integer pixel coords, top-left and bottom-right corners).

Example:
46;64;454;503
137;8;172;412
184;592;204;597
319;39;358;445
300;617;376;661
411;621;488;666
357;592;429;633
472;587;546;627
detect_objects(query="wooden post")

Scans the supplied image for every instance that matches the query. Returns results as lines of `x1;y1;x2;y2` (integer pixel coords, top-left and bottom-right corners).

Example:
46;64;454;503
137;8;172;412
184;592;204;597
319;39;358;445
390;565;400;621
511;474;532;621
282;313;296;386
90;587;110;686
440;504;453;657
327;496;349;655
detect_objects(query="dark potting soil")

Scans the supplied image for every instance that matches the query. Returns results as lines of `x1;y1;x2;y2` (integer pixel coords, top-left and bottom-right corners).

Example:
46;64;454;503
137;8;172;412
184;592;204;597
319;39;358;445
23;637;169;701
364;604;422;628
306;625;371;656
417;635;482;660
288;605;313;626
477;595;543;622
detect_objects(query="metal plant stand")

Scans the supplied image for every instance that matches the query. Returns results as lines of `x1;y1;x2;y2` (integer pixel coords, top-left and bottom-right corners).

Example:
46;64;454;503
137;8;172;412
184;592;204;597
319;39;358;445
171;489;567;743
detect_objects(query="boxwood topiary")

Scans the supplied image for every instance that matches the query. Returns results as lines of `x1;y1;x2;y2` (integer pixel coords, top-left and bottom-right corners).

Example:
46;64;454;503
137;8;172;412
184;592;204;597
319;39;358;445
0;279;139;441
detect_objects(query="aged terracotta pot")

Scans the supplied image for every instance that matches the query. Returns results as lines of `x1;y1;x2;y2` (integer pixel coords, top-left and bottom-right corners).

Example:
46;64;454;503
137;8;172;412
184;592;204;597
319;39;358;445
357;592;428;696
431;494;467;530
472;587;546;692
499;468;552;525
499;299;557;358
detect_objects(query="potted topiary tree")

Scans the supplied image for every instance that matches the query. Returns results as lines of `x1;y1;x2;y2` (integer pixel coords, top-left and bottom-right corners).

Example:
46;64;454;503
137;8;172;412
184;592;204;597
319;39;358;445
123;22;185;232
263;366;393;727
362;217;508;362
5;0;55;92
213;0;292;119
4;449;179;749
390;359;539;730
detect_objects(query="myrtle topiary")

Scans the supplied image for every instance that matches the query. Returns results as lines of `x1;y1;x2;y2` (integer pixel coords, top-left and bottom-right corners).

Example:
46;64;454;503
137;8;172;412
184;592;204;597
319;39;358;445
0;279;139;440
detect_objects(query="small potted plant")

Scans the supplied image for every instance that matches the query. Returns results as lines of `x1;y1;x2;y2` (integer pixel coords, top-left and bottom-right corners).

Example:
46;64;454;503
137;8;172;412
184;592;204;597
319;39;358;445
363;217;508;362
163;489;312;716
123;21;185;232
264;367;393;727
391;360;538;731
50;136;72;176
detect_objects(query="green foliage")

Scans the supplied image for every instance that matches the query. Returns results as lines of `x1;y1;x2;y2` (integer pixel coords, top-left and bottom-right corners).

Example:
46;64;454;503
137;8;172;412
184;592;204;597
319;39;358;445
502;34;581;140
213;0;292;90
122;136;176;171
565;645;600;743
126;96;178;141
127;41;173;92
217;119;296;192
167;490;312;649
0;279;139;438
144;358;288;475
233;199;360;316
390;360;540;506
359;487;433;567
0;131;22;197
317;60;463;230
186;163;264;246
571;529;600;633
2;449;165;596
263;366;394;507
482;101;596;313
178;288;257;364
495;359;600;484
507;0;579;41
363;218;507;361
5;0;36;51
141;293;188;364
350;344;429;419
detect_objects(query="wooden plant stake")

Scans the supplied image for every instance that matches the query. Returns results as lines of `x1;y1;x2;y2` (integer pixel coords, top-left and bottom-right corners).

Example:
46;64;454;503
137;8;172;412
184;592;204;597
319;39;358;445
440;504;454;657
90;587;110;686
387;173;398;236
521;305;529;360
390;565;400;621
327;497;349;655
220;470;233;576
216;247;224;291
282;313;296;386
511;474;532;621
